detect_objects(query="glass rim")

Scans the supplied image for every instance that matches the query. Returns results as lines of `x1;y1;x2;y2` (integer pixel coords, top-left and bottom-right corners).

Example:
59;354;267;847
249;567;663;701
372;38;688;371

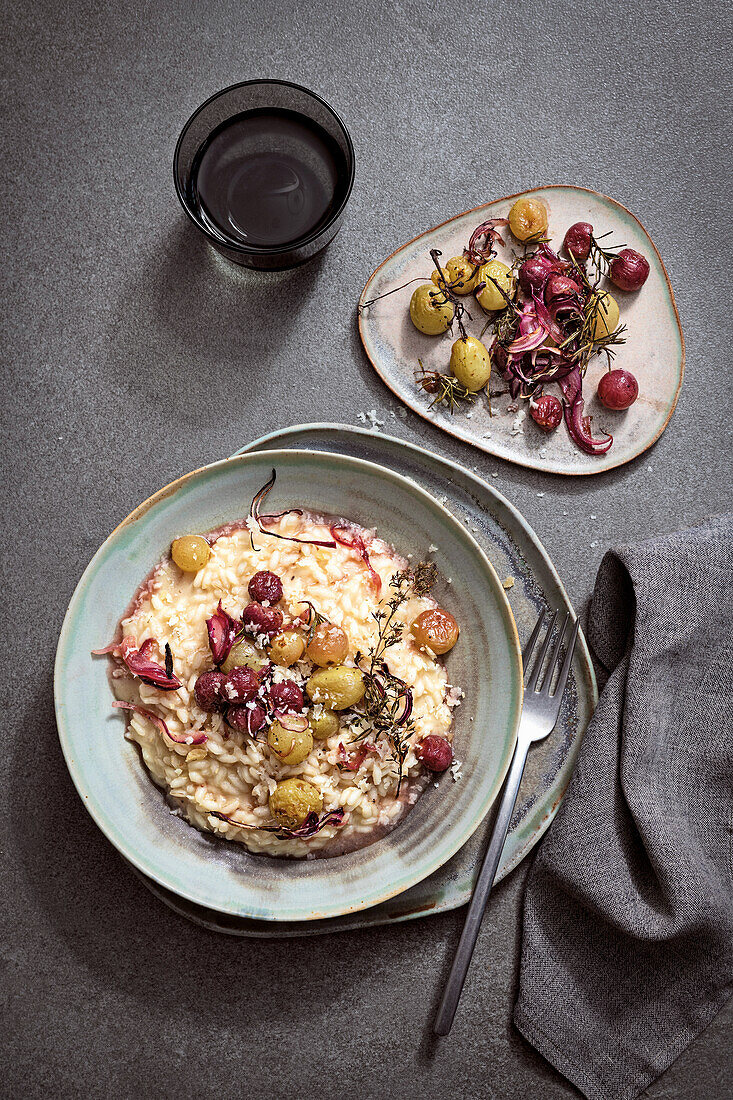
173;78;356;256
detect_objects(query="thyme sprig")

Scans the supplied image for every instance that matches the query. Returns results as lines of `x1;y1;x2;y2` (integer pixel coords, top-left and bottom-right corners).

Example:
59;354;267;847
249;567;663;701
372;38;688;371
353;563;437;794
368;563;436;660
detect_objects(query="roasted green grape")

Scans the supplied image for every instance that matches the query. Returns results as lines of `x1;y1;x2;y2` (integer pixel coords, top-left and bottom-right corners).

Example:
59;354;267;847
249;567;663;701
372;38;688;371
476;259;514;312
409;284;454;335
171;535;210;573
508;196;548;242
411;608;459;654
221;639;268;674
431;255;478;295
267;721;313;766
449;336;491;392
305;666;365;710
590;291;620;340
306;622;349;667
268;630;306;667
270;778;323;828
309;708;339;740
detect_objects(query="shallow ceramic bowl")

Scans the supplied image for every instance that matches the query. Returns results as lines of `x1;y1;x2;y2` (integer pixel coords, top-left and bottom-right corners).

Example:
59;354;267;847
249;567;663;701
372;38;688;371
55;450;522;921
359;185;684;475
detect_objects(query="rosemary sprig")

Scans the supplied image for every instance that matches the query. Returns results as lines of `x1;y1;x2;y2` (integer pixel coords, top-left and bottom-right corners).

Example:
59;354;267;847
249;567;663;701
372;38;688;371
551;257;626;371
300;600;328;646
571;322;628;372
586;230;627;279
492;300;520;347
415;359;477;414
557;278;627;372
522;230;551;247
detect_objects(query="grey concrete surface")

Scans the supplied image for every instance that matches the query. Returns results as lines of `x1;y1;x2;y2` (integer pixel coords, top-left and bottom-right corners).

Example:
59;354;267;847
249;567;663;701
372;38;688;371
2;0;732;1097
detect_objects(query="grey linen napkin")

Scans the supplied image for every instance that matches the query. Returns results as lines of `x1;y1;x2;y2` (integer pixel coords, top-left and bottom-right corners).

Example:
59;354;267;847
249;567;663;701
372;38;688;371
514;515;733;1100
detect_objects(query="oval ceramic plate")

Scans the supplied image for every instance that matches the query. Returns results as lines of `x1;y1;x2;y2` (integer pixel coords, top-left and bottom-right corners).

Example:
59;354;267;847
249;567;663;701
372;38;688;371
358;185;684;475
55;449;522;922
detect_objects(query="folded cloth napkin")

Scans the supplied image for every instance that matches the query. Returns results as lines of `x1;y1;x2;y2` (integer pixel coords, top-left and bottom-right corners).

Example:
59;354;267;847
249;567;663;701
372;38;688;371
514;515;733;1100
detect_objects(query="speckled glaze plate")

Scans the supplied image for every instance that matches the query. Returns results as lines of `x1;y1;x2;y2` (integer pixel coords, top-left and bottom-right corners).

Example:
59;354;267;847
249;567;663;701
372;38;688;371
127;425;597;936
55;448;523;923
358;185;684;476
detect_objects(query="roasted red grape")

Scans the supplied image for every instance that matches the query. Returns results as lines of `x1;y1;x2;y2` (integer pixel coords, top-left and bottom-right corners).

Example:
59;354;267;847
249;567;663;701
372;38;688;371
518;253;555;295
544;273;582;308
248;570;283;604
194;670;226;712
227;704;266;735
597;369;639;410
241;601;283;639
609;248;650;292
222;665;261;705
417;736;454;772
563;221;593;262
269;679;305;713
530;394;563;431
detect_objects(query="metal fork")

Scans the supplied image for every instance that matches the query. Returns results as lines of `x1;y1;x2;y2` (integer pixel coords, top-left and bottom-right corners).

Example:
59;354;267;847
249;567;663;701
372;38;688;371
433;608;581;1036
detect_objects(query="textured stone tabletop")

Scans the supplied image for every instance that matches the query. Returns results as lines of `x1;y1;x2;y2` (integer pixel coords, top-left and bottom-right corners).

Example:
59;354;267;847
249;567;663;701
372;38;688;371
3;0;731;1097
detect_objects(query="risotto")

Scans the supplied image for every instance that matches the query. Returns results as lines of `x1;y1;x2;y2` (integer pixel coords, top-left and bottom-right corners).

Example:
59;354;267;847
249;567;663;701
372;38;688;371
101;479;461;858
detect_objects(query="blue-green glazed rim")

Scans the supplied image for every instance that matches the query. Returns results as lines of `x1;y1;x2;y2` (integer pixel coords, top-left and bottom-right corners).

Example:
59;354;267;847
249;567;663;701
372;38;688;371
55;449;523;921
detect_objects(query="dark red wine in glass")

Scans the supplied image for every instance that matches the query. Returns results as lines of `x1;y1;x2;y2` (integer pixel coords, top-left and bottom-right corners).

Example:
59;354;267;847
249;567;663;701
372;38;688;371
192;108;348;249
175;83;354;269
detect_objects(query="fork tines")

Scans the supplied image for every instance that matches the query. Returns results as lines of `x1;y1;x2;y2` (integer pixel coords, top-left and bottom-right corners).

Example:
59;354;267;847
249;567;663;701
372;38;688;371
524;609;580;698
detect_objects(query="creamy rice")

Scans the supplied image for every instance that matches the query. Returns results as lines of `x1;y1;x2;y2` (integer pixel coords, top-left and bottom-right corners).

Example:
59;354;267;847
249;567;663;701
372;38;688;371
111;510;457;858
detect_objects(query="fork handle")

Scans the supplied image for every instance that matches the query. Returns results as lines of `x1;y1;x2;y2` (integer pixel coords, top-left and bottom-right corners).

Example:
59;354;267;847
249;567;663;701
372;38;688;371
433;735;530;1036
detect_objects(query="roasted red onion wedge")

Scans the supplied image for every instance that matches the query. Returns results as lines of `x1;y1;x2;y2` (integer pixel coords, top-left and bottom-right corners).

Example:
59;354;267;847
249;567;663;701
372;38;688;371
394;686;413;725
559;368;613;455
250;470;336;550
210;808;345;839
337;740;378;771
117;637;181;690
507;321;548;355
464;217;508;264
206;601;240;666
